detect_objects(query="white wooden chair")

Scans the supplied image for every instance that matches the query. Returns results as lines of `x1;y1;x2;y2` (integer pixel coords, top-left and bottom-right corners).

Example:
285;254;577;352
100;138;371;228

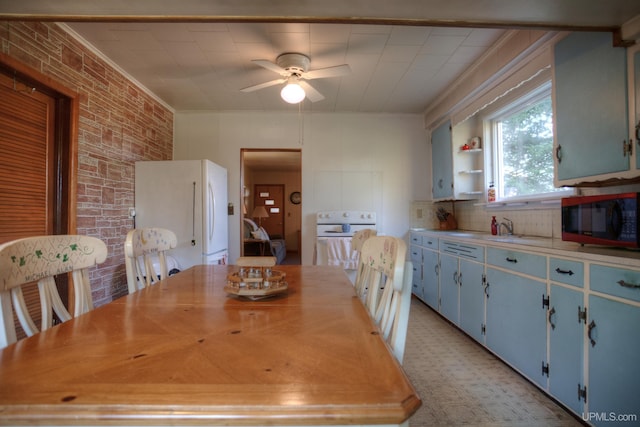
376;260;413;363
351;228;377;293
124;228;177;294
356;236;410;362
0;234;108;348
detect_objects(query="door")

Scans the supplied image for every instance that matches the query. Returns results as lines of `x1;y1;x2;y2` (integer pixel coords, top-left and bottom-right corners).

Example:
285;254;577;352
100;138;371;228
554;32;629;182
204;160;228;256
431;120;453;199
548;284;584;415
254;184;284;238
485;268;547;387
439;253;459;323
422;248;439;309
0;59;77;337
135;161;204;270
588;295;640;425
459;259;485;343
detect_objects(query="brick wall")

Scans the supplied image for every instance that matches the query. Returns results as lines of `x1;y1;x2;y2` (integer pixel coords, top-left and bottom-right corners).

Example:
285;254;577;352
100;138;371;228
0;21;174;305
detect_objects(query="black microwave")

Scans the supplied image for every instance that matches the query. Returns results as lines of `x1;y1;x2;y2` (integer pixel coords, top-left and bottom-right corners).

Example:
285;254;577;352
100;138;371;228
561;193;639;248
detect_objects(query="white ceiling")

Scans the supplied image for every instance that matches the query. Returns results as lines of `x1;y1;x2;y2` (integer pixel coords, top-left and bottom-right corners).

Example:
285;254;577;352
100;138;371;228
64;22;506;113
4;1;640;114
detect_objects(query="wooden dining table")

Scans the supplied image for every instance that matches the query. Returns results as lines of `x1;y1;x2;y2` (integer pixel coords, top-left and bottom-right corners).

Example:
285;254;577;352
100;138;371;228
0;264;421;426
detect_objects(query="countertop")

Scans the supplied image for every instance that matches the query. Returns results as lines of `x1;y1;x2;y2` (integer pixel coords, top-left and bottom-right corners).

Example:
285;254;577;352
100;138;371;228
410;228;640;267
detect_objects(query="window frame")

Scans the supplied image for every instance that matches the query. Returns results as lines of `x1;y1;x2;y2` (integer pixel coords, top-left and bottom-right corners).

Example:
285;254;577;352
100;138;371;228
482;80;575;208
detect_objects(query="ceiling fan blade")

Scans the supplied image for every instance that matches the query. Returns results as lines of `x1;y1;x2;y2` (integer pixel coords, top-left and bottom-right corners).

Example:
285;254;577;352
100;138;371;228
298;81;325;102
251;59;288;75
240;78;286;93
303;64;351;80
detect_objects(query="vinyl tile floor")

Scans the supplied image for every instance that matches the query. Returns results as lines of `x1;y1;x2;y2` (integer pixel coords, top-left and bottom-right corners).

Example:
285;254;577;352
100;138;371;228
403;297;585;427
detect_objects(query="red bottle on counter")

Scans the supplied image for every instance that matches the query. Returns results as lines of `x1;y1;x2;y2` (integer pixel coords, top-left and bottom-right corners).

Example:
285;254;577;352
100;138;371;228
491;216;498;235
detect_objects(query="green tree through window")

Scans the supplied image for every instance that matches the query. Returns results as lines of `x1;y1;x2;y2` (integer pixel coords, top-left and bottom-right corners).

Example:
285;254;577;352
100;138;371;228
494;91;564;199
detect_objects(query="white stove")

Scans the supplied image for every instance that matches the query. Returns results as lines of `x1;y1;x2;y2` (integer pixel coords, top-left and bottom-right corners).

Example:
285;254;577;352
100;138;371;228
315;211;377;280
316;210;377;237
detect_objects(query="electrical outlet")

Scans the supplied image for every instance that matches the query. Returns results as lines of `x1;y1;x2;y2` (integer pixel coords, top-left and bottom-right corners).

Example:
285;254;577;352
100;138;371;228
128;207;136;218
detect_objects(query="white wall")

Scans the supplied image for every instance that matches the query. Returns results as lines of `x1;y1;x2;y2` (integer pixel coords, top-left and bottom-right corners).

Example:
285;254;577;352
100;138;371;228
174;111;429;264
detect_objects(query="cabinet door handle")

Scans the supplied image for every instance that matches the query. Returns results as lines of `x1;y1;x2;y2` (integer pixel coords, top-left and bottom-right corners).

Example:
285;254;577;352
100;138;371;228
555;144;562;163
453;271;458;284
484;282;490;298
588;320;597;347
617;279;640;289
438;178;444;189
548;307;556;330
554;267;574;276
505;257;518;263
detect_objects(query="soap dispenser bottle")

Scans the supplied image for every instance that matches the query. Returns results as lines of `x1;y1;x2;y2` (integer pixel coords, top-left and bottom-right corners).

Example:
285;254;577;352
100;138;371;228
491;216;498;235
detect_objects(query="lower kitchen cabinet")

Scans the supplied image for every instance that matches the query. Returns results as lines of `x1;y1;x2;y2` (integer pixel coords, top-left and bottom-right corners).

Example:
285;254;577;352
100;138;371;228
588;295;640;426
410;261;424;301
486;267;548;387
422;247;439;309
409;230;640;424
548;284;584;415
439;253;460;323
458;258;485;343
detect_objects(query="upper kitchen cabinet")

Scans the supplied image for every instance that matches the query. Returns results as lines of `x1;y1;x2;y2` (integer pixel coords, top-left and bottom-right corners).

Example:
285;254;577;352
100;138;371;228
431;120;454;200
553;31;634;185
632;43;640;170
431;117;484;201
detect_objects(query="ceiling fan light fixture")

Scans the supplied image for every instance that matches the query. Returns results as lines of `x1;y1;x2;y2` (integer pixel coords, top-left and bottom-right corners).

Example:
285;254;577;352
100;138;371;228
280;79;305;104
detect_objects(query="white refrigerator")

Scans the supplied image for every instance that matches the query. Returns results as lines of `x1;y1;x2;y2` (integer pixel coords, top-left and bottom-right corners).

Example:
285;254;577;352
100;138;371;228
134;160;228;270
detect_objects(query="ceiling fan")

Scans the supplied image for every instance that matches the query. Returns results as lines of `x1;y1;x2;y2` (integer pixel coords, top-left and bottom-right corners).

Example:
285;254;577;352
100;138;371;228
240;53;351;104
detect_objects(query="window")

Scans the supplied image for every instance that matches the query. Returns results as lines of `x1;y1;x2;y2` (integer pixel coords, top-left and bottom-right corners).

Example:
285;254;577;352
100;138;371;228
485;82;570;203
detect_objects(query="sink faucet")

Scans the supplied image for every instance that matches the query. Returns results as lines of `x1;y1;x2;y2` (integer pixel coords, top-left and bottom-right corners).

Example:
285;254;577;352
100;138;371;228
499;217;514;236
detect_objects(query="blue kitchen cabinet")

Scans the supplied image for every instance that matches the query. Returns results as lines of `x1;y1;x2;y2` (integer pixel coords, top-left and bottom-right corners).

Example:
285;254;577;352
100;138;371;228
553;31;630;184
587;264;640;425
431;120;453;199
633;44;640;171
458;258;485;343
439;240;484;327
410;261;424;301
548;257;585;415
485;267;547;387
588;295;640;426
422;247;439;309
439;253;459;323
548;284;584;415
409;240;424;300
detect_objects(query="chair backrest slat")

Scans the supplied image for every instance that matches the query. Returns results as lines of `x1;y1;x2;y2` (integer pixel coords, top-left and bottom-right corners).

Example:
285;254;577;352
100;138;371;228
0;235;107;348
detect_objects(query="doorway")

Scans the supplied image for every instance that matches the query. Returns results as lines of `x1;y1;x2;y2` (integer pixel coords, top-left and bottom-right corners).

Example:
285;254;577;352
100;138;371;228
241;149;301;264
0;53;78;337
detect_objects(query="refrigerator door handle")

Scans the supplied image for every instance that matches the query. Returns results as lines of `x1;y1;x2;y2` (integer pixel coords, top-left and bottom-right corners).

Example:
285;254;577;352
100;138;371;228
209;182;215;241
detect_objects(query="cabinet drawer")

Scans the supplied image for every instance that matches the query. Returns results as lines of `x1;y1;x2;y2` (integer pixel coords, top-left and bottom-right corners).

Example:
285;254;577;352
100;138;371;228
549;257;584;288
410;233;422;245
487;247;546;279
440;240;484;262
590;264;640;303
422;235;438;249
409;245;422;264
